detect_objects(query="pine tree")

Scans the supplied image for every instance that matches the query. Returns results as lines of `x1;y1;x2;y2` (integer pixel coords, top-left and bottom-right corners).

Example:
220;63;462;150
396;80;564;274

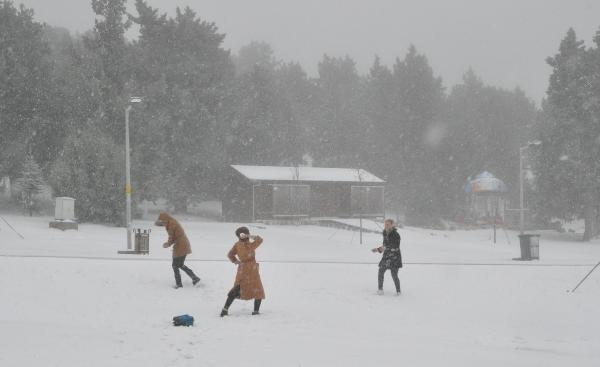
235;41;278;76
274;62;317;164
534;28;600;240
131;1;233;212
16;155;45;216
392;46;445;223
227;44;308;168
313;55;365;166
0;1;52;177
363;57;396;206
228;62;289;165
85;0;132;141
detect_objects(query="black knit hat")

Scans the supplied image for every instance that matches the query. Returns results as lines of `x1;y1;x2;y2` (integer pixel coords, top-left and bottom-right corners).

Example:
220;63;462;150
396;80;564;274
235;226;250;239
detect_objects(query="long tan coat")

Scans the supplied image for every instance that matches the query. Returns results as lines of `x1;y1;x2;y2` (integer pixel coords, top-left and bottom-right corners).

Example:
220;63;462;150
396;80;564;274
158;212;191;258
227;236;265;300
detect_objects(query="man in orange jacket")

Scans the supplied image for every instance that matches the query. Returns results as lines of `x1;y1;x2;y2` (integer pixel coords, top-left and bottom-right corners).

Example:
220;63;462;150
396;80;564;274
155;212;200;289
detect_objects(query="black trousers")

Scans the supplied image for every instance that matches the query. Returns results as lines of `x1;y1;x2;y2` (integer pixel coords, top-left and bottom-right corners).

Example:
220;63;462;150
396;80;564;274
223;285;262;312
172;255;198;286
378;267;401;292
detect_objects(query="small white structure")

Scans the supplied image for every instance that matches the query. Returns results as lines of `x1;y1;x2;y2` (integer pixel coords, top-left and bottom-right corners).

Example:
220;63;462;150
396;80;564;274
0;176;10;198
50;197;78;230
55;197;75;220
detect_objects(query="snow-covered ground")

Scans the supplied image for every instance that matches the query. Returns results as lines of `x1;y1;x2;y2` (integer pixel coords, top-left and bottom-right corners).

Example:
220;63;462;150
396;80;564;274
1;214;599;366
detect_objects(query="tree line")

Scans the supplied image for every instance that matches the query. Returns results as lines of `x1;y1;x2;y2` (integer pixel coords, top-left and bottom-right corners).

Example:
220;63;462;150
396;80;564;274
534;28;600;240
1;0;598;239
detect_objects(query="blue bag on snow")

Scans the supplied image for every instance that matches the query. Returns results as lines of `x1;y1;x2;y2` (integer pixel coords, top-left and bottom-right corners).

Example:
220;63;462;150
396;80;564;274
172;314;194;327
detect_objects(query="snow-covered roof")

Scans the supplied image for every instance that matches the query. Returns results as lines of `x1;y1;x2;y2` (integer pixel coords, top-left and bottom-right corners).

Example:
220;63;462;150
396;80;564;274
231;165;385;183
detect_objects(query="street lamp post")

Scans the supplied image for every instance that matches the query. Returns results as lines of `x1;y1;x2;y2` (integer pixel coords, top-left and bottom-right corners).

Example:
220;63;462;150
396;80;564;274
519;141;541;234
125;97;142;250
519;146;525;234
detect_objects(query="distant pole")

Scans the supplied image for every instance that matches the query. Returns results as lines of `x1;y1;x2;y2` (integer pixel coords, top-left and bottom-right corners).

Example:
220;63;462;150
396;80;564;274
519;146;524;234
125;105;133;250
252;184;256;222
493;203;497;244
359;214;363;244
357;169;363;244
518;141;541;234
124;97;142;251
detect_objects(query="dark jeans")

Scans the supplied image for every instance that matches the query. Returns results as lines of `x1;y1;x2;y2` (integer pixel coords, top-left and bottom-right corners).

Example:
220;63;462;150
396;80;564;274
223;285;262;312
378;267;401;292
172;255;198;286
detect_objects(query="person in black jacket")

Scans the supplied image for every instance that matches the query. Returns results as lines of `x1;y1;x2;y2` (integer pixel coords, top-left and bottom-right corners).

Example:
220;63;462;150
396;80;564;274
372;219;402;295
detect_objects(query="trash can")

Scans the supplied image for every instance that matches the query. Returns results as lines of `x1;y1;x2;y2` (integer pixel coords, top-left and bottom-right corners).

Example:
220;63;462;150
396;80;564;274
518;234;540;260
134;228;151;254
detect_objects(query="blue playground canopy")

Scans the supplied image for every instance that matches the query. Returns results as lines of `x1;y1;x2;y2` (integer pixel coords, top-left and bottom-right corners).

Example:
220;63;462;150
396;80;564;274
464;171;507;194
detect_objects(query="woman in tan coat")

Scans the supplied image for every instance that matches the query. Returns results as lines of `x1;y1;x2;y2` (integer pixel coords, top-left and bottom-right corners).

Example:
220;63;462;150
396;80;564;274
220;226;265;317
155;212;200;288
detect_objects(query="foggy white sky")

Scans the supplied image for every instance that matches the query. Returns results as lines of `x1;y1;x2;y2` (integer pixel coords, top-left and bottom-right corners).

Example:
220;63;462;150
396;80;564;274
17;0;600;104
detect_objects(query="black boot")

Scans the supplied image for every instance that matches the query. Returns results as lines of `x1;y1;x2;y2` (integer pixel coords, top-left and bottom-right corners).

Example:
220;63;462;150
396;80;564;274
192;277;201;286
221;295;236;317
252;299;262;315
